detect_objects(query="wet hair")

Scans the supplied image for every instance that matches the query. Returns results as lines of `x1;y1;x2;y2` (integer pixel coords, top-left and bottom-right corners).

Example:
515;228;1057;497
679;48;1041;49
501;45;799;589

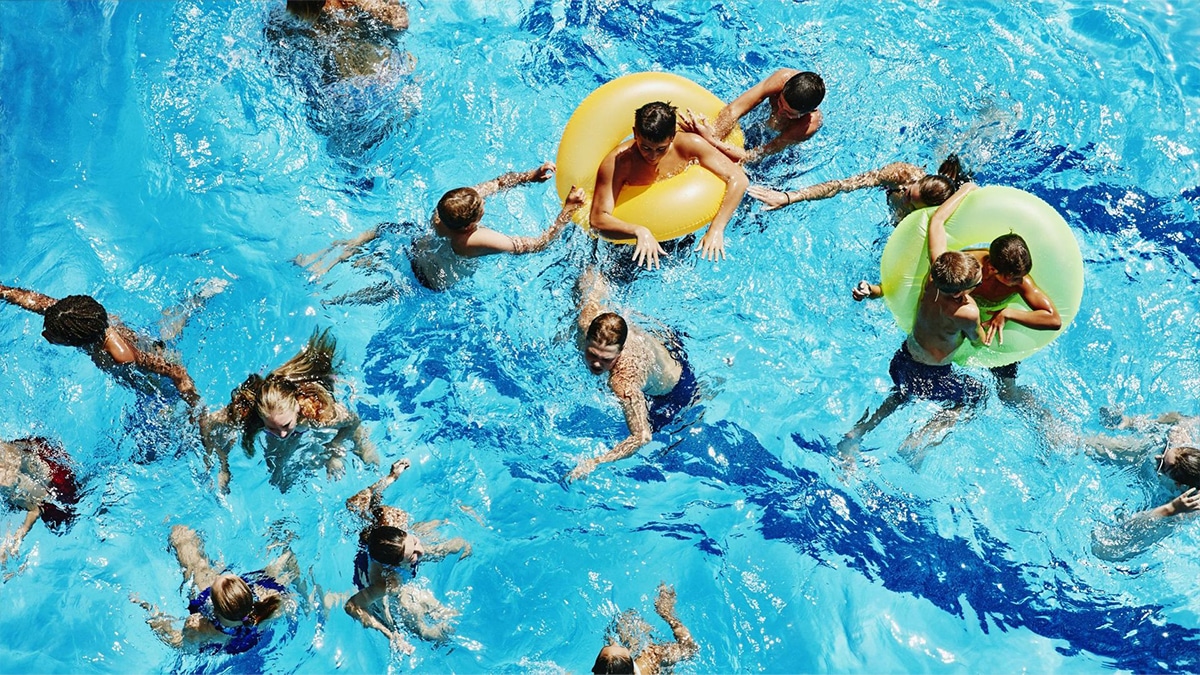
586;313;628;349
914;155;972;207
227;328;340;456
591;646;636;674
988;233;1032;277
211;574;281;626
367;525;411;566
1168;447;1200;490
437;187;484;231
781;71;825;113
633;102;677;143
42;295;108;346
930;251;981;293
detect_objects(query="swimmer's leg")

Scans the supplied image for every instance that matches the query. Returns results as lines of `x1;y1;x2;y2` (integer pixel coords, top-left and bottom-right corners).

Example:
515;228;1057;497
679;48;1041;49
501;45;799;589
159;277;230;342
899;405;964;469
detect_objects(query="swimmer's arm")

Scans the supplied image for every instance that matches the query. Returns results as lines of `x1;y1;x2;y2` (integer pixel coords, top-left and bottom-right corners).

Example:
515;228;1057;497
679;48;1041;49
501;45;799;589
981;277;1061;346
0;506;39;564
647;583;700;666
0;284;57;314
508;187;586;254
180;613;225;650
840;162;925;191
347;458;411;518
1096;491;1200;559
712;68;796;139
590;151;665;268
575;267;609;336
346;0;409;30
567;386;651;481
1149;488;1200;519
345;582;415;653
474;161;555;199
685;134;749;261
131;597;186;649
132;347;202;407
926;182;977;263
198;408;236;493
681;110;749;162
458;187;585;257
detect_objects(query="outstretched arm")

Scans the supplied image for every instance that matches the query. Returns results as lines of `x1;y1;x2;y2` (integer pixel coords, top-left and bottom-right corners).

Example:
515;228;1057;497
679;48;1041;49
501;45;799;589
567;387;652;482
131;596;186;649
926;182;977;264
0;284;57;314
347;458;411;518
575;267;609;336
639;583;699;671
590;151;666;269
169;524;220;592
132;347;201;407
711;68;794;140
749;162;926;211
509;186;586;254
1093;489;1200;561
473;161;555;199
681;134;749;262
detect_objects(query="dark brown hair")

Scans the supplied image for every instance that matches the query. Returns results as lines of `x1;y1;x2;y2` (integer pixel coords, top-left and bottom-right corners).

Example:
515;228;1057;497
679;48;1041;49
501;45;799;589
43;295;108;346
586;313;628;349
437;187;484;231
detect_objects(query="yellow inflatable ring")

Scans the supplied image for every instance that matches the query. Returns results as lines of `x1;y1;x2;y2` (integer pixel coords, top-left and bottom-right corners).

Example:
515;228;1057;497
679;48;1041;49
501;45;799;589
880;186;1084;368
555;72;744;243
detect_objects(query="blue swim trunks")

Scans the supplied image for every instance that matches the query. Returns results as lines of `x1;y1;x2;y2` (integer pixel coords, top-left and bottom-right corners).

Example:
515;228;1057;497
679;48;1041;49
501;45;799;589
989;360;1019;380
889;343;985;405
647;339;699;431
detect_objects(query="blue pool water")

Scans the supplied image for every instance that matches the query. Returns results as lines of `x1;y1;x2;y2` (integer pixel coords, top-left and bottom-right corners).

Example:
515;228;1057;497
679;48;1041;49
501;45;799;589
3;0;1200;672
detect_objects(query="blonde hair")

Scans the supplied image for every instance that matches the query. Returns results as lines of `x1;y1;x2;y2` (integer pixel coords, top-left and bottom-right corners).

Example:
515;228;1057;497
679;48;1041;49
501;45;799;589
227;328;340;455
211;574;281;626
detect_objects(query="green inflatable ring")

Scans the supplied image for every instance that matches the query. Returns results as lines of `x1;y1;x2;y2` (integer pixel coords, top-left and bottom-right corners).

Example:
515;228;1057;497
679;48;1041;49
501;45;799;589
880;186;1084;368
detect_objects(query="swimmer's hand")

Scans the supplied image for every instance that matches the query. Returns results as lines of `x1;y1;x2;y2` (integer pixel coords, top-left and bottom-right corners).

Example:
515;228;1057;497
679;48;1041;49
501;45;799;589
982;309;1008;346
567;457;599;482
679;109;716;141
747;185;789;211
389;630;416;655
389;458;411;477
697;226;727;262
633;226;667;269
564;185;586;211
531;161;556;183
852;281;881;302
1165;488;1200;516
654;583;677;617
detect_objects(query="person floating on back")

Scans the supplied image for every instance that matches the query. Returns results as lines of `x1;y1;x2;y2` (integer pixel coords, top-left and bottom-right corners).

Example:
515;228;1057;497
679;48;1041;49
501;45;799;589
0;284;204;407
839;184;986;457
0;437;82;565
588;583;699;675
131;524;300;655
333;458;470;654
568;268;699;482
200;329;378;493
748;155;967;220
680;69;825;164
590;101;749;268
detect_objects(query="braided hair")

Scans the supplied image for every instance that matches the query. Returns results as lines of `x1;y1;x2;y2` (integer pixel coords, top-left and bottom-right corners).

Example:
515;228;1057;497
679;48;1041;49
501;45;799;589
42;295;108;346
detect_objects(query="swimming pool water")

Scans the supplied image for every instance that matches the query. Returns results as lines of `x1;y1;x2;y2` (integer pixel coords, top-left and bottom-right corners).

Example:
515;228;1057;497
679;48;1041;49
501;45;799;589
3;0;1200;673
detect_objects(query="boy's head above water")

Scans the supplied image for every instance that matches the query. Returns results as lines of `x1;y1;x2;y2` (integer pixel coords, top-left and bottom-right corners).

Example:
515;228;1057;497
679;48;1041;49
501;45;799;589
931;250;982;296
781;71;825;116
988;233;1033;281
437;187;484;231
42;295;108;346
633;101;678;144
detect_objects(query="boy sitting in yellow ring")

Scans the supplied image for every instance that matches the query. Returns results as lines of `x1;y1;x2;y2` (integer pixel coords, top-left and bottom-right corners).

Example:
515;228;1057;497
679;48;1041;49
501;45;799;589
679;69;825;164
590;101;749;268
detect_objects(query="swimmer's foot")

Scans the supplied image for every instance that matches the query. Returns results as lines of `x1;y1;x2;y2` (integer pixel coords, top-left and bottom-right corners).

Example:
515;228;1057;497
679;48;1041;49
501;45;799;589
160;277;230;341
